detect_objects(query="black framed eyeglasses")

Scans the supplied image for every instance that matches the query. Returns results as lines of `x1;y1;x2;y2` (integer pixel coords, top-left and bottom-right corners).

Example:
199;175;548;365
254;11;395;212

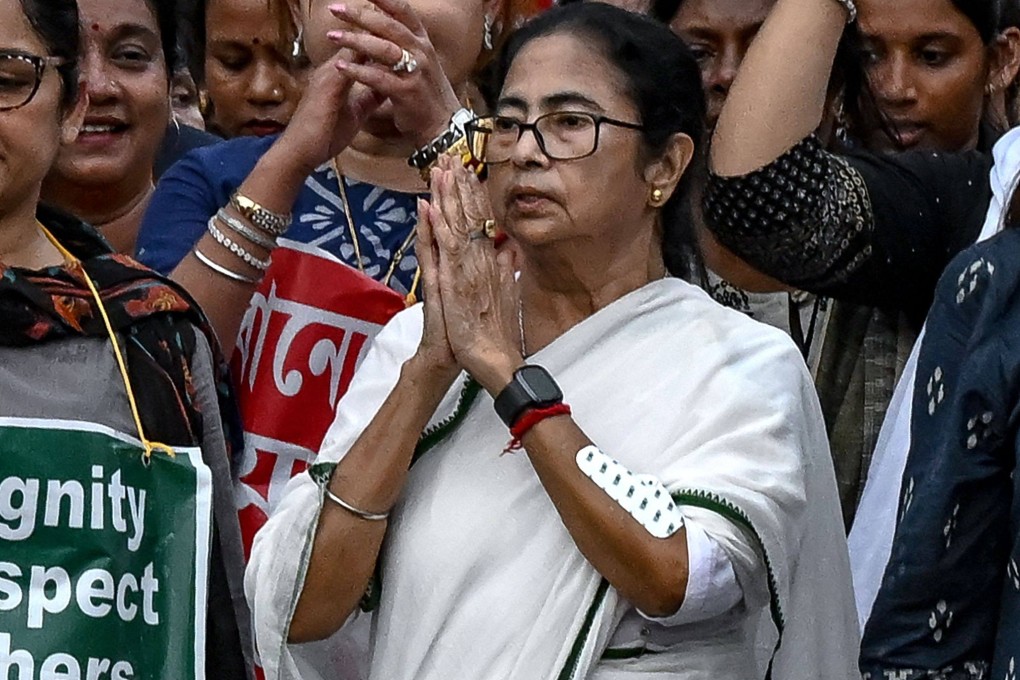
466;111;645;164
0;50;67;112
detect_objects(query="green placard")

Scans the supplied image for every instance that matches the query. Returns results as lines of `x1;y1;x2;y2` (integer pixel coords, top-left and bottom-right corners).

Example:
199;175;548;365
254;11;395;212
0;418;211;680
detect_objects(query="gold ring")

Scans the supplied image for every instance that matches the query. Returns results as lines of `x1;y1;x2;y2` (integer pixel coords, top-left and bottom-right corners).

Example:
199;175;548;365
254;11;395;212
482;219;497;238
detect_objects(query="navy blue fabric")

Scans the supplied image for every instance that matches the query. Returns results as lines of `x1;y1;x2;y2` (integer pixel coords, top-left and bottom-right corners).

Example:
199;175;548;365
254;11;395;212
860;229;1020;680
136;135;422;297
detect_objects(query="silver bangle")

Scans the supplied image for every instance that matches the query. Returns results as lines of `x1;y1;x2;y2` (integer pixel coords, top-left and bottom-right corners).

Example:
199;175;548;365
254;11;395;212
193;248;260;284
324;488;390;521
207;217;272;271
831;0;856;22
216;209;278;251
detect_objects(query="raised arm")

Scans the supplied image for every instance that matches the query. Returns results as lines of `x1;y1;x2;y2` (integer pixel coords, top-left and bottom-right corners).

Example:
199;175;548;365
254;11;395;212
701;0;992;322
164;58;385;345
709;0;849;176
149;0;464;345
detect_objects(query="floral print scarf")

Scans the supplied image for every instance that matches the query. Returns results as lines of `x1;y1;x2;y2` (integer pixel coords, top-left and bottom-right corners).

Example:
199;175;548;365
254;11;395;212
0;204;239;454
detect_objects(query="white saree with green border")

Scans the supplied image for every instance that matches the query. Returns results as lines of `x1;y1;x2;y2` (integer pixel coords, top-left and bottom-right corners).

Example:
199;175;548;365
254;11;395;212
247;278;860;680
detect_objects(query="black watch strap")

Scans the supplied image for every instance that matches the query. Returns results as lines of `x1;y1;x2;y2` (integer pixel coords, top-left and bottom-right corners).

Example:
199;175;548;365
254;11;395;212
494;365;564;427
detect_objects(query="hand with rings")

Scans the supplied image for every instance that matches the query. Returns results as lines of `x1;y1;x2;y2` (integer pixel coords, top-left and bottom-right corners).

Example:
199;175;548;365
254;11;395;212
392;49;418;74
326;0;463;147
469;219;498;241
424;156;521;394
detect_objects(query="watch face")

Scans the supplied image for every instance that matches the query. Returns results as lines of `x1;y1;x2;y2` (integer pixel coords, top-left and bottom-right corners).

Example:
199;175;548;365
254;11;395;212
518;365;563;403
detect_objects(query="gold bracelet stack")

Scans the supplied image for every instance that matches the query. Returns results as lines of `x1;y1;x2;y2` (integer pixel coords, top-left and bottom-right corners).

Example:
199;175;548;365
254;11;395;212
191;191;288;285
230;192;290;236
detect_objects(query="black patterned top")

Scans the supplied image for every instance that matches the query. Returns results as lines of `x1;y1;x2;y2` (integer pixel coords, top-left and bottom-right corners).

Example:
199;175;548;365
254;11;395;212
703;135;993;326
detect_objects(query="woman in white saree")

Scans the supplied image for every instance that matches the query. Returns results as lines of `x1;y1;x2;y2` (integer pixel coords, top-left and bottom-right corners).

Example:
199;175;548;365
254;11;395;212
246;4;860;678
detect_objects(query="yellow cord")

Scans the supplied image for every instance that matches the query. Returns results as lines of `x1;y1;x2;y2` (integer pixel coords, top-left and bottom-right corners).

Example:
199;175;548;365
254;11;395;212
331;158;422;306
405;267;422;307
39;224;175;462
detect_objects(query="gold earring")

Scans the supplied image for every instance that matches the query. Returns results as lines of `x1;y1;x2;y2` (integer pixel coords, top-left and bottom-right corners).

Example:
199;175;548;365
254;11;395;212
650;188;664;206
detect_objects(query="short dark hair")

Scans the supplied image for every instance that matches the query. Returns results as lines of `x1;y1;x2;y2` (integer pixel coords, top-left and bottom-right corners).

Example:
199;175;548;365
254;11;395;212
491;2;707;279
18;0;81;108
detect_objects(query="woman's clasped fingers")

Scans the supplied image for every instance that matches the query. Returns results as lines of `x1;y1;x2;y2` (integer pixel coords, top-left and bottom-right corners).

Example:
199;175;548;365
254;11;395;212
327;30;407;71
416;198;440;294
329;2;422;47
437;165;473;242
450;159;496;241
427;180;463;258
414;199;457;369
327;2;461;146
360;0;429;38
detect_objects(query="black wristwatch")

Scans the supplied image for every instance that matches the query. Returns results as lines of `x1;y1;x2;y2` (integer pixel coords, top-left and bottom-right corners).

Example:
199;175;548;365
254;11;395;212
494;365;564;427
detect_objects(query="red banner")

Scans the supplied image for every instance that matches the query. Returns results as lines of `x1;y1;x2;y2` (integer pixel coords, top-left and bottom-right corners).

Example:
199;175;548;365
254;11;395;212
231;241;406;560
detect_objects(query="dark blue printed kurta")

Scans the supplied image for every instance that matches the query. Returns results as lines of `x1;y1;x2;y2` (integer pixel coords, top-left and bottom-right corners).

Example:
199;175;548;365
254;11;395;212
859;229;1020;680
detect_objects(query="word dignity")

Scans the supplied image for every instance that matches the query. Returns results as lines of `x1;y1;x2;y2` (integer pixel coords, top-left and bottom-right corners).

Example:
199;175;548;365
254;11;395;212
0;465;146;550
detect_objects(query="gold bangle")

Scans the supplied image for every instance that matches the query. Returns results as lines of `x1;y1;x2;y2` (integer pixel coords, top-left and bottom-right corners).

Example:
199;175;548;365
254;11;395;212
230;192;291;236
419;134;487;183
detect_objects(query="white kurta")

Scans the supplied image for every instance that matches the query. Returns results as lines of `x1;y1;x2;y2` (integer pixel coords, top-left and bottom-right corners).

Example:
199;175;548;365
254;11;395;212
247;278;859;680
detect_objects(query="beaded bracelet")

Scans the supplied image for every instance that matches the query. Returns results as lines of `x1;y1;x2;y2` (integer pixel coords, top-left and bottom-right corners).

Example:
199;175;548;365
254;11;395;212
207;217;272;271
216;209;278;251
230;192;290;236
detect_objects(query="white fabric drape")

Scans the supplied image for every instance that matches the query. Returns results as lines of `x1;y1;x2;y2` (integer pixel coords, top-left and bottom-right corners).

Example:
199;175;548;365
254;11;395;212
848;125;1020;630
247;278;859;679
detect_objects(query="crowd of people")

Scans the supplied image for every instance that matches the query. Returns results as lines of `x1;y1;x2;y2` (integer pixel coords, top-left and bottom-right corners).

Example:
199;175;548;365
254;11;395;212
2;0;1020;677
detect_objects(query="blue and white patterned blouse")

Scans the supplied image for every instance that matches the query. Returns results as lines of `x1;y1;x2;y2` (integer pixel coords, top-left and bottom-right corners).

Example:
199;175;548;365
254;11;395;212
860;228;1020;680
136;134;422;297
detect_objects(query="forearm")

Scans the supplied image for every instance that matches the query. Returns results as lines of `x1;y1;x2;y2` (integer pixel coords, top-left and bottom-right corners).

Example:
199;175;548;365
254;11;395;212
169;140;315;345
522;418;689;617
711;0;847;176
288;356;459;642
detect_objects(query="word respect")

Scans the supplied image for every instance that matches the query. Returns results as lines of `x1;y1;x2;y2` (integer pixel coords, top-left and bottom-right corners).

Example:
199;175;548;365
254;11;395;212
0;561;160;629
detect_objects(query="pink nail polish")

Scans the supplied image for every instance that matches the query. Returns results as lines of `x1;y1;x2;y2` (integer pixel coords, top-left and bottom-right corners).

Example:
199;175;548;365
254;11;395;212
330;4;347;14
327;30;344;40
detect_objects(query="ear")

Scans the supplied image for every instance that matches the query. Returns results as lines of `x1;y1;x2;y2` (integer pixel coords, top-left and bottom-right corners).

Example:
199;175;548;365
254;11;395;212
483;0;508;37
988;27;1020;96
285;0;304;30
60;84;89;146
642;132;695;205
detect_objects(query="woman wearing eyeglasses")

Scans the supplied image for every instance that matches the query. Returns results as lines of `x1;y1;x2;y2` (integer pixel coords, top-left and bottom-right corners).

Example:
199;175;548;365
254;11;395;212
246;5;859;679
0;0;251;676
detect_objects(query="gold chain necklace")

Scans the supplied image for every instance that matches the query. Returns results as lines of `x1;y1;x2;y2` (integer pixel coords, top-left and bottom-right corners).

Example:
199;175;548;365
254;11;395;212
331;159;421;304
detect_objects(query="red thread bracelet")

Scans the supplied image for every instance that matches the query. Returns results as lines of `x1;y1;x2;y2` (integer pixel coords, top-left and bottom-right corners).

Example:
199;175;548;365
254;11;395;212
503;403;572;454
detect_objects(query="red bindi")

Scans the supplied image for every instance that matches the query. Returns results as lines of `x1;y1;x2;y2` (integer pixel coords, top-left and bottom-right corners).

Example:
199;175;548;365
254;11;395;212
91;23;101;31
252;37;261;45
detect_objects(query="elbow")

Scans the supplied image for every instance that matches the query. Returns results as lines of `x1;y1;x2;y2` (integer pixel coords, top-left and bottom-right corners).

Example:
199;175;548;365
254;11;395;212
630;558;689;619
287;606;349;645
636;578;688;619
287;589;358;644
